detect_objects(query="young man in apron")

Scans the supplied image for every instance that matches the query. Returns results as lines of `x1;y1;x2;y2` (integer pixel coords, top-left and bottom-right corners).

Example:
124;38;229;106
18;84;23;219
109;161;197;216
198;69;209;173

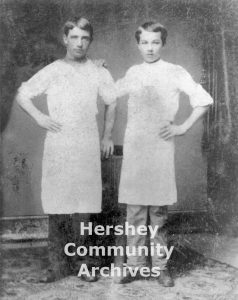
114;21;213;286
17;16;116;283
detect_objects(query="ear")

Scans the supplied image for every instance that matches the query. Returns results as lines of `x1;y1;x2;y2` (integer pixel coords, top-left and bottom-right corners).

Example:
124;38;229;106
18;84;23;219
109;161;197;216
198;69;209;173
63;34;68;45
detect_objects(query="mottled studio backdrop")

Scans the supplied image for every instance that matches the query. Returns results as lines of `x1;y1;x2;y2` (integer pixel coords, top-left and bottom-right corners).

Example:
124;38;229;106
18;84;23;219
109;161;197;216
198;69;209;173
1;0;238;224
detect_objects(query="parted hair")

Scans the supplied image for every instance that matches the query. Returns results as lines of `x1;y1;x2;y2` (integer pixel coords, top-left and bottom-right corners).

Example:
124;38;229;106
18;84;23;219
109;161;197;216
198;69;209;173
135;21;168;45
63;16;93;40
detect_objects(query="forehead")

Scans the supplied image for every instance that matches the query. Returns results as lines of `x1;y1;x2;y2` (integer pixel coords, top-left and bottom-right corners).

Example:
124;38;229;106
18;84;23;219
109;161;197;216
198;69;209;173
67;26;90;37
140;30;162;41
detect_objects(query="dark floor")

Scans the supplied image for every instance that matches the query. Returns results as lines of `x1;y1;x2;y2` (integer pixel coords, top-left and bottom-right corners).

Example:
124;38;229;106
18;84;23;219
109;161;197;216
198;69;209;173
1;240;238;300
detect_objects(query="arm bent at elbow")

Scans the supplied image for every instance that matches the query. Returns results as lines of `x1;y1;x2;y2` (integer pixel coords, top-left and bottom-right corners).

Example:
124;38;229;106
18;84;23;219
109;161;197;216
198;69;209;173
16;92;62;133
159;105;210;140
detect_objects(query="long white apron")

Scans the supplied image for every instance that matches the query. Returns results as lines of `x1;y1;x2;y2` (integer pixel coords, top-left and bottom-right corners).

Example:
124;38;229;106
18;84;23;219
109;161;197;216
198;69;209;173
119;86;177;206
18;59;116;214
41;61;102;214
117;59;213;206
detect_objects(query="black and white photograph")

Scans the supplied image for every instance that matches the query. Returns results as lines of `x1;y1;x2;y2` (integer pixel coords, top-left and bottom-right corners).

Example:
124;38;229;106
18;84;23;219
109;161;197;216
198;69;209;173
1;0;238;299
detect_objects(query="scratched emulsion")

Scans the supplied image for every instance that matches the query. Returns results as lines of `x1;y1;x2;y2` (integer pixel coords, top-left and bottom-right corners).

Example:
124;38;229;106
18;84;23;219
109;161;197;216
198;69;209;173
1;246;238;300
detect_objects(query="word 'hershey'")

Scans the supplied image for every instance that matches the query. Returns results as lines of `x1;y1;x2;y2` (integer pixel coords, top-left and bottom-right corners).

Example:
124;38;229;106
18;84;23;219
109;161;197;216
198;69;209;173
79;222;159;239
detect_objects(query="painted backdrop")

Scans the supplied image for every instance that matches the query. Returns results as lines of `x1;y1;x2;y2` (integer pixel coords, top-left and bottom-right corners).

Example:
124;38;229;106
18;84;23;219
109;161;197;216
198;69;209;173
2;0;208;216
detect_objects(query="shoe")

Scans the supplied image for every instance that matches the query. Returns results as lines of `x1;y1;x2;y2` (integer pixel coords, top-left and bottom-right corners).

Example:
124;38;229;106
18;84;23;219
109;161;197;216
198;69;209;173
38;270;65;283
80;273;99;282
113;270;135;284
157;269;174;287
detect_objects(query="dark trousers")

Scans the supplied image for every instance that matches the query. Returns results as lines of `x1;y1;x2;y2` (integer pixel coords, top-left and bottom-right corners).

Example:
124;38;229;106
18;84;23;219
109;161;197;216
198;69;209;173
48;213;97;276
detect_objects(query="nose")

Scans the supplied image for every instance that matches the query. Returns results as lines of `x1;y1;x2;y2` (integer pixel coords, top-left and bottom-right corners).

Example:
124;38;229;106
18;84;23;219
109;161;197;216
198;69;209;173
147;43;153;52
77;38;83;48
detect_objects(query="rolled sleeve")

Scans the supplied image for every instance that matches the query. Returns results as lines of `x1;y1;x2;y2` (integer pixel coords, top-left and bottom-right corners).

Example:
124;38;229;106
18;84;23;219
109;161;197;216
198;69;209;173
17;64;53;100
177;66;213;108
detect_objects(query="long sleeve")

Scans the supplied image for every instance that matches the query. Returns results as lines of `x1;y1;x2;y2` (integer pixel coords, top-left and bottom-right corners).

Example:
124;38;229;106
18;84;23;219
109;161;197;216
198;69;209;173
18;63;54;100
98;67;116;105
176;66;213;108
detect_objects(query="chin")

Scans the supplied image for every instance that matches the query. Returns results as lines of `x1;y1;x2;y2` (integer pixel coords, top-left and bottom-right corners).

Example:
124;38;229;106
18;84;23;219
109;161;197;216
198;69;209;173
75;55;85;59
145;57;160;63
145;59;156;63
73;52;86;59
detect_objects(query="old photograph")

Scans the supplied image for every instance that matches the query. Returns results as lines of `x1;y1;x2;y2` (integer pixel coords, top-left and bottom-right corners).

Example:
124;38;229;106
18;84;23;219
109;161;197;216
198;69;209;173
1;0;238;299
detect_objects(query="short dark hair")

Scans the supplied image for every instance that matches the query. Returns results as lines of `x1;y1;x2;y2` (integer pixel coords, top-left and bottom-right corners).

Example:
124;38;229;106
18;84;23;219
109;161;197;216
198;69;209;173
135;21;168;45
63;16;93;40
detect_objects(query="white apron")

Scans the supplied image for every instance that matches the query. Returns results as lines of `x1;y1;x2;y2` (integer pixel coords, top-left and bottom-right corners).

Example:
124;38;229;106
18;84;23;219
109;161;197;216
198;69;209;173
116;59;213;206
18;59;115;214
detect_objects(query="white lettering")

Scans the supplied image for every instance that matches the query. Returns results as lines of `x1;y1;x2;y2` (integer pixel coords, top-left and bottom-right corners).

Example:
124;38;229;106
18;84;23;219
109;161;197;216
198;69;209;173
156;244;165;257
114;225;124;235
164;246;174;260
77;264;90;277
94;225;105;235
137;246;149;257
100;266;110;277
111;263;122;277
127;266;139;277
80;222;92;235
105;225;114;235
151;266;160;277
89;246;106;256
64;243;76;256
107;246;124;256
76;246;87;256
140;267;150;277
124;222;136;236
148;225;159;239
137;225;147;236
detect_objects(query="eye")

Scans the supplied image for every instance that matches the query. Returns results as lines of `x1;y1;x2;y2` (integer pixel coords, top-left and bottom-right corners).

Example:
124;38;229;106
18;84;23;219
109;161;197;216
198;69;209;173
82;37;90;42
140;41;148;45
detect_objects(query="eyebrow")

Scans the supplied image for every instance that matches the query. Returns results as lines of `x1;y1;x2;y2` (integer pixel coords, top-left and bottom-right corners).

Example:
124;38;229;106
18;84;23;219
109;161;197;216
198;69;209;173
70;34;90;38
140;39;161;42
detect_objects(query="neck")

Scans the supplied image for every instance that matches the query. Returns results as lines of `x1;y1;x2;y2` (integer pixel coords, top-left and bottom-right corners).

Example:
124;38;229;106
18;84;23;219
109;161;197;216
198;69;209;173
145;57;161;64
65;53;88;64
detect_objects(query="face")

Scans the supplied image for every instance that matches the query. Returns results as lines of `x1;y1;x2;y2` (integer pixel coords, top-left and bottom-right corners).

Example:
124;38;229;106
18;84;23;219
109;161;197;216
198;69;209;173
138;30;163;63
63;26;91;60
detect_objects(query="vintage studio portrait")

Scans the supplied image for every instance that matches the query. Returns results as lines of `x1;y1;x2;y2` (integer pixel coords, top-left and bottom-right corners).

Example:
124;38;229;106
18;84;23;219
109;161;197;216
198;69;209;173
1;0;238;299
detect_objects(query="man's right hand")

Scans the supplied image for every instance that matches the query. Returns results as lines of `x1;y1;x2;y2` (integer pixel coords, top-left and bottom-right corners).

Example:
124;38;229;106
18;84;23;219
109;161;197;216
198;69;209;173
36;114;62;133
101;136;114;159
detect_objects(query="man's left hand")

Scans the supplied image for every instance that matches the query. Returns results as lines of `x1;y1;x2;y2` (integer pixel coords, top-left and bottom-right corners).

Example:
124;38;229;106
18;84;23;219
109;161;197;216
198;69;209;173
93;59;108;69
101;137;114;158
159;123;187;140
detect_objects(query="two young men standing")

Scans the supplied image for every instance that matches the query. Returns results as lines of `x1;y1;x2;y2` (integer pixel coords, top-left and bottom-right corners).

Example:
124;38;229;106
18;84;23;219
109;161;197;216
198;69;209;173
17;17;213;287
